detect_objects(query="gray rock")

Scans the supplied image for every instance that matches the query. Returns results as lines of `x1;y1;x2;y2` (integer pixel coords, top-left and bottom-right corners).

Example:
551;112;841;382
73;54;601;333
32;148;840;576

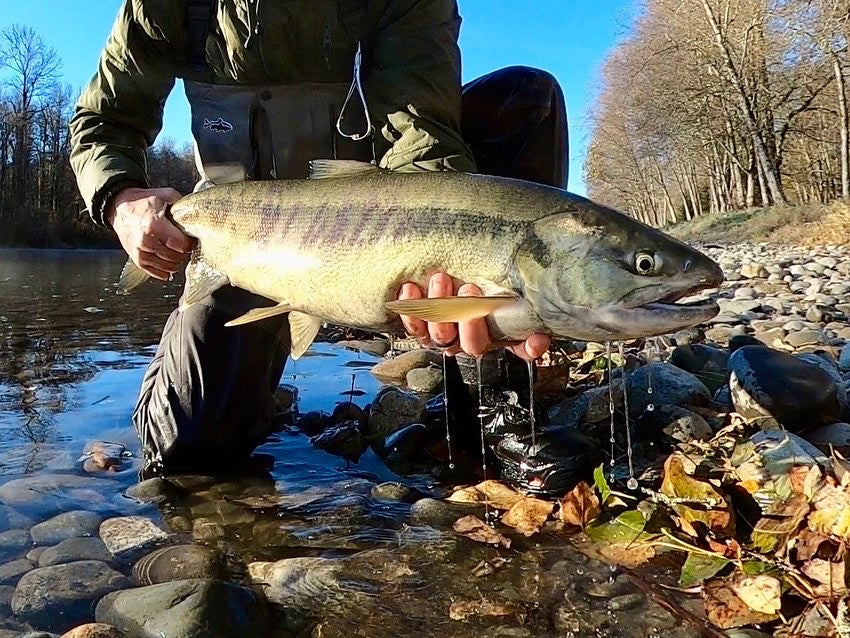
405;366;443;394
30;511;103;546
718;298;762;315
25;547;45;563
796;353;847;406
38;538;112;567
131;545;223;585
365;387;425;442
840;343;850;372
804;423;850;449
12;561;129;632
623;363;712;416
0;475;116;518
95;579;268;638
370;482;417;503
636;405;713;444
728;346;842;431
0;505;34;532
740;263;768;279
99;517;169;561
408;498;483;528
0;559;32;585
123;478;170;505
0;529;31;556
337;339;390;357
785;329;825;348
669;344;729;392
370;350;440;382
0;584;13;615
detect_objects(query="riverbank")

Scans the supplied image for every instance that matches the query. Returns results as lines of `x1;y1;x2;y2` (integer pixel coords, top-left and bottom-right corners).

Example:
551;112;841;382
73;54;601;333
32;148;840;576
666;200;850;246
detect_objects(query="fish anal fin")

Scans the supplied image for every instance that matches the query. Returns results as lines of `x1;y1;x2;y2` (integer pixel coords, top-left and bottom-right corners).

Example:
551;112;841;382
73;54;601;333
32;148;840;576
289;312;323;360
384;295;517;323
225;303;291;327
117;260;150;295
308;159;379;180
181;251;230;309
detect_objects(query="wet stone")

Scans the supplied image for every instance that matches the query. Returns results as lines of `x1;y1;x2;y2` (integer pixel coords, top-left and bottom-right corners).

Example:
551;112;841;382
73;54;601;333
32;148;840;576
99;517;169;561
408;498;483;529
785;328;825;348
405;366;443;394
123;479;170;505
25;547;45;563
636;404;714;446
60;624;125;638
0;585;13;615
805;422;850;450
0;505;34;532
623;362;712;416
370;482;417;503
0;475;117;519
365;387;425;442
370;349;440;383
0;559;32;585
95;579;268;638
131;545;223;585
39;538;112;567
840;343;850;372
0;529;30;556
12;561;130;633
30;511;103;546
607;592;645;611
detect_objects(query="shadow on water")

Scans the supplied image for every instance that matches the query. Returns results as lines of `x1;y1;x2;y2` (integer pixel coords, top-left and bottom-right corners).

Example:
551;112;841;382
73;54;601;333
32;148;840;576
0;249;696;638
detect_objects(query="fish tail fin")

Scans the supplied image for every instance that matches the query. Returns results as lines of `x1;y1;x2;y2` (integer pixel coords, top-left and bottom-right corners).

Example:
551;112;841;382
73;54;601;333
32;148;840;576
117;260;150;295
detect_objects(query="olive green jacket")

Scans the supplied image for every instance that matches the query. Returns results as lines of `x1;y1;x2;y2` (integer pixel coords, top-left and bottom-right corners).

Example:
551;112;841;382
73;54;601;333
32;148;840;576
70;0;475;226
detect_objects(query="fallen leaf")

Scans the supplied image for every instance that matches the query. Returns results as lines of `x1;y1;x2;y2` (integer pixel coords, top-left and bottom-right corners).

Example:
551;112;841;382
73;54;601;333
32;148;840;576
679;552;730;588
501;496;554;537
452;515;511;548
586;510;650;544
449;599;526;622
801;558;848;598
793;528;836;562
559;482;601;529
702;579;778;629
749;493;810;554
596;541;656;568
730;575;782;615
660;453;734;537
593;465;611;503
448;480;523;510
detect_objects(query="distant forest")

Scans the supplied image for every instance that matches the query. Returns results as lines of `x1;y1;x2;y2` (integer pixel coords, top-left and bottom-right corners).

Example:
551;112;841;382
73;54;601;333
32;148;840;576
585;0;850;226
0;25;196;248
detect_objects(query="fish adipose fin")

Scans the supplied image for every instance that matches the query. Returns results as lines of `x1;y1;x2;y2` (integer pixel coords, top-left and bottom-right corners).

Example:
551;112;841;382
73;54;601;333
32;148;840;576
308;159;379;180
117;260;150;295
288;311;323;360
384;295;517;322
225;302;292;327
180;252;231;310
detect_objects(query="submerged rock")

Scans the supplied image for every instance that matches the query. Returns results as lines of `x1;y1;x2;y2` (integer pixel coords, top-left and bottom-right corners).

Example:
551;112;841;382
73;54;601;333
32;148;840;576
95;579;268;638
0;475;116;518
30;511;103;546
365;387;425;442
131;545;223;585
60;624;125;638
78;442;128;473
38;538;113;567
12;561;129;632
0;559;32;585
406;366;443;394
371;350;440;383
99;517;169;561
728;346;842;430
311;421;367;463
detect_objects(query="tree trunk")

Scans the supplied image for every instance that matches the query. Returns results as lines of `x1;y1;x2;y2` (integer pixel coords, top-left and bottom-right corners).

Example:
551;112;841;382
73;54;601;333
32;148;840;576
835;54;850;202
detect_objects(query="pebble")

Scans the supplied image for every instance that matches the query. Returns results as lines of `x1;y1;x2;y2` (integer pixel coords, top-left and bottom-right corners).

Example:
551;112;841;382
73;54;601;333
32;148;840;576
99;517;169;561
0;475;116;518
38;538;113;567
370;349;440;382
405;366;443;393
0;529;31;556
131;545;223;585
0;559;32;585
60;624;125;638
365;387;425;442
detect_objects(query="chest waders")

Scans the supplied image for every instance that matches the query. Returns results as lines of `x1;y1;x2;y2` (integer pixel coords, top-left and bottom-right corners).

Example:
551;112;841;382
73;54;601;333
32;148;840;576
133;1;570;476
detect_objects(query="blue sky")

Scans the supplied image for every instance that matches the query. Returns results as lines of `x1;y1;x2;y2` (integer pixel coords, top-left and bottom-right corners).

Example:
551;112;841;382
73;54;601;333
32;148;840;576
2;1;636;195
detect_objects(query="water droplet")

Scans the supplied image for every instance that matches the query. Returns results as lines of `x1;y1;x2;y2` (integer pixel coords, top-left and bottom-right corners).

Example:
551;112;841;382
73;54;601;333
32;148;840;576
448;463;455;470
627;477;638;490
609;437;615;444
646;403;655;412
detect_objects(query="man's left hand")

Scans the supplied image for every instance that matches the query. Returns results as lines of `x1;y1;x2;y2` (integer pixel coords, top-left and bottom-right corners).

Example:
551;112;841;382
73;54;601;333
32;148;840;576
397;272;550;360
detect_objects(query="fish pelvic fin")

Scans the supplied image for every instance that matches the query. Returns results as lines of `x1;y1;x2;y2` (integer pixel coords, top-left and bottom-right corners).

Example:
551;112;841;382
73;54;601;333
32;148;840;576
117;260;150;295
225;302;292;328
308;159;379;179
180;251;230;310
289;312;323;360
384;295;517;323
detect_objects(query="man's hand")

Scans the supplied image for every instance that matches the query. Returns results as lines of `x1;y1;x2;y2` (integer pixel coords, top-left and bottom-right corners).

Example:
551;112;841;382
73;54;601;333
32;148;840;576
398;272;550;361
108;187;196;280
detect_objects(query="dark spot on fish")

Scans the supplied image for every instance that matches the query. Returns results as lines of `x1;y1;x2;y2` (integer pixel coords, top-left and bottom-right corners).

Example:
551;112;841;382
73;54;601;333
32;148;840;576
523;228;553;269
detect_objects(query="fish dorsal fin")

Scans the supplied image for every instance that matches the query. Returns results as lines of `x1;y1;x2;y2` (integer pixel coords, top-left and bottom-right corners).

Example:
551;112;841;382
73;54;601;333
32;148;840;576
180;251;231;310
225;302;291;327
384;295;517;323
288;311;323;360
117;260;150;295
308;159;379;180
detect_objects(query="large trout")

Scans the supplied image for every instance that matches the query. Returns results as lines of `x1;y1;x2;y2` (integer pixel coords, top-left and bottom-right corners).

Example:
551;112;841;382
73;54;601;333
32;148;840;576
120;160;723;358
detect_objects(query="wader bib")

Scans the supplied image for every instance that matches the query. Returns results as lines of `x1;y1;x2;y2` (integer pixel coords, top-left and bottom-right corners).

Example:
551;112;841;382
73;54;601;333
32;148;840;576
133;3;569;472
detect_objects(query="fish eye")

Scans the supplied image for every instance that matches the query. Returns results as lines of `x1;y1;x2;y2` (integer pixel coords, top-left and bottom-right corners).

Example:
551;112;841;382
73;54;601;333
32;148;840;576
634;251;659;275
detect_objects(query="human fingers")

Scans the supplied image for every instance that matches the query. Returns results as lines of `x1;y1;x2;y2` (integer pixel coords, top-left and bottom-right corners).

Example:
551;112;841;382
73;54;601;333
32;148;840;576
398;282;429;341
426;272;458;348
506;333;551;361
456;283;490;357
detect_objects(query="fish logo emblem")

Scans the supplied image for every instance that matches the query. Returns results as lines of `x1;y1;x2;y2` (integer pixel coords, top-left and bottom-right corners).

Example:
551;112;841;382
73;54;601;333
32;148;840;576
203;117;234;134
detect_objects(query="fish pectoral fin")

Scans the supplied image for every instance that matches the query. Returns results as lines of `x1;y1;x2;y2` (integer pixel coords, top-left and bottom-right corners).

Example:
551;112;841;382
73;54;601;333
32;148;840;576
225;303;292;327
181;251;231;309
308;159;380;179
117;260;150;295
384;295;517;322
288;312;323;360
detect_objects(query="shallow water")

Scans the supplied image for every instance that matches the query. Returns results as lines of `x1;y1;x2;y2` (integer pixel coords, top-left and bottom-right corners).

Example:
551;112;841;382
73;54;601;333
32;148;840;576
0;249;697;637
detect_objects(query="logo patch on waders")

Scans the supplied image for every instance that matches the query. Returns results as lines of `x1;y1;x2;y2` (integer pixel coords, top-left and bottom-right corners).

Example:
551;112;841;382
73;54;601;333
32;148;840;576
203;117;234;133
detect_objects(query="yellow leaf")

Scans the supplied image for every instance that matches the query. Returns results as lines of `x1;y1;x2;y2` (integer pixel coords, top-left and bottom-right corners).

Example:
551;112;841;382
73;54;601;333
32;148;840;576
559;481;601;529
501;496;554;537
730;575;782;615
452;515;511;548
661;453;734;536
448;480;523;510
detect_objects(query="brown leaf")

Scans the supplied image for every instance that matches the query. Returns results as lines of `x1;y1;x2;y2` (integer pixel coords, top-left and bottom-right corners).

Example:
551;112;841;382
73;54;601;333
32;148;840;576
807;482;850;542
730;575;782;615
596;542;656;568
801;558;849;598
750;493;810;554
661;453;734;537
448;480;524;510
702;579;778;629
501;496;554;537
452;515;511;548
559;482;601;529
449;599;526;623
793;528;836;562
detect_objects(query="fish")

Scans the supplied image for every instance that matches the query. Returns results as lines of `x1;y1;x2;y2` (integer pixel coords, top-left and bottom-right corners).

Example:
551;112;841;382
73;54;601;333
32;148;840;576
120;159;723;359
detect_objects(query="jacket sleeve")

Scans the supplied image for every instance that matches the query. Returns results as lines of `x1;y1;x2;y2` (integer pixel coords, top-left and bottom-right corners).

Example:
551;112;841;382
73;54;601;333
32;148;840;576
69;0;182;226
368;0;475;173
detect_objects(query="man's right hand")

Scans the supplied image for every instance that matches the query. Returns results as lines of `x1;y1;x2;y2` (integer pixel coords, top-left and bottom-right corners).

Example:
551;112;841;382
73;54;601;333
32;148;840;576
107;187;196;281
